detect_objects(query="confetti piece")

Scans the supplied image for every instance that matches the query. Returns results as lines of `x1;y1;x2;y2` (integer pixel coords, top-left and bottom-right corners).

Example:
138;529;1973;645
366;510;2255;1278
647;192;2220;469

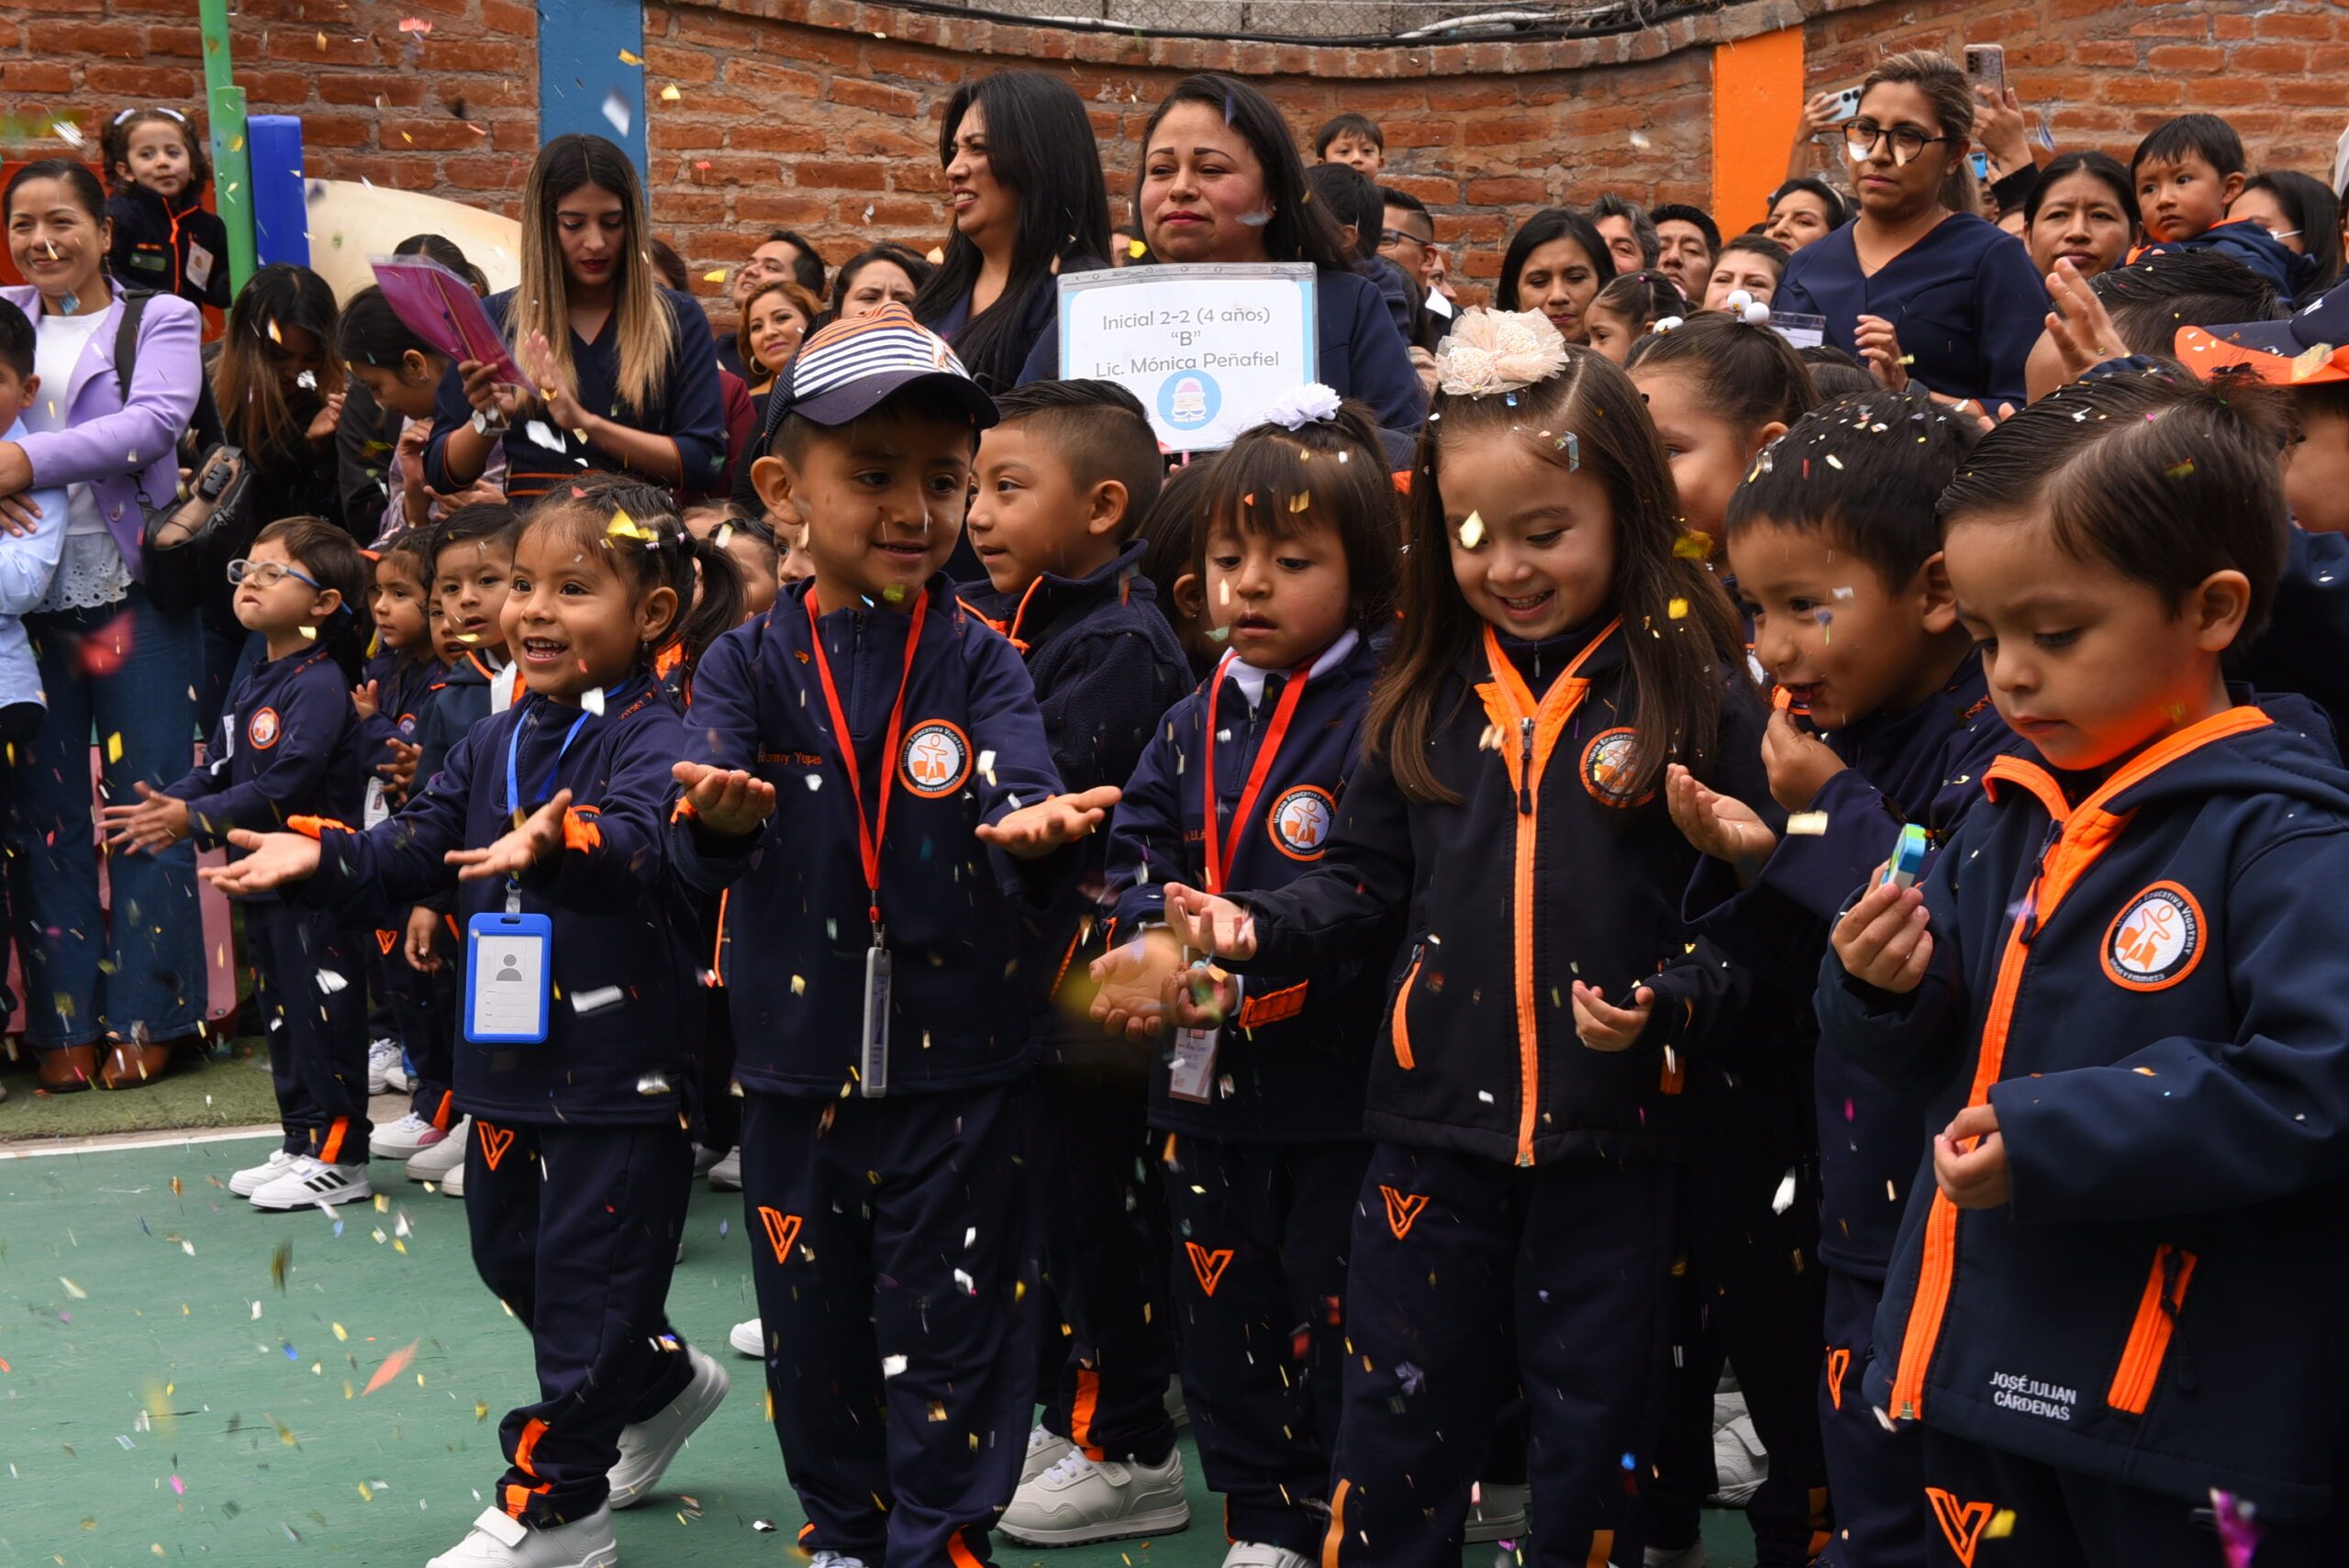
601;91;631;137
1127;239;1148;260
52;119;86;150
1458;511;1486;549
702;268;727;283
106;732;124;763
270;1240;293;1291
573;985;624;1015
1786;811;1831;836
362;1340;417;1396
618;46;644;62
882;1354;908;1377
314;968;348;994
581;686;607;717
661;83;682;101
1666;597;1688;619
60;1276;87;1300
397;16;432;31
1987;1508;2018;1540
1771;1168;1798;1215
267;319;284;345
2165;459;2196;480
1671;530;1712;561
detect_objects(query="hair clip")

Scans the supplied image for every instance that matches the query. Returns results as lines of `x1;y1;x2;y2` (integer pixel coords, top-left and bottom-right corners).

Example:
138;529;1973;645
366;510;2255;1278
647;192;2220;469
1433;308;1572;398
1650;316;1685;335
1723;291;1772;327
1260;383;1341;431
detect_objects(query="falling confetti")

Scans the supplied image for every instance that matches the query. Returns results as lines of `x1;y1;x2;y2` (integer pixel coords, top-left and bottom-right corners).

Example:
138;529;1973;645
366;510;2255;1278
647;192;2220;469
362;1340;418;1396
1458;511;1486;549
601;92;631;137
661;83;683;102
618;47;643;64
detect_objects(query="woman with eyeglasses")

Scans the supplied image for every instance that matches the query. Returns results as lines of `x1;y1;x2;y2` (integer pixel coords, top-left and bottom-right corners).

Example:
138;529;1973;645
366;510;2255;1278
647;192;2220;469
1775;50;2043;413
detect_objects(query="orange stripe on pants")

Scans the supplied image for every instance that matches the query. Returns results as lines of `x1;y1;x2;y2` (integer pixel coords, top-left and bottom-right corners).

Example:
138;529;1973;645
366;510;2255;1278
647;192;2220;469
1321;1477;1350;1567
317;1117;347;1164
948;1529;985;1567
1070;1367;1104;1461
513;1417;548;1476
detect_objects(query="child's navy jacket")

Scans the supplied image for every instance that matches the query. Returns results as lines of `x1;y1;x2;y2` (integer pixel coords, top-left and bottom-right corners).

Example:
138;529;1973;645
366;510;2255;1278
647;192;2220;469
674;574;1069;1097
298;676;701;1126
1231;617;1772;1166
359;651;440;773
164;645;368;889
1687;653;2019;1280
106;186;232;311
1106;630;1382;1141
2231;525;2349;743
1818;700;2349;1518
413;651;501;799
958;540;1192;1068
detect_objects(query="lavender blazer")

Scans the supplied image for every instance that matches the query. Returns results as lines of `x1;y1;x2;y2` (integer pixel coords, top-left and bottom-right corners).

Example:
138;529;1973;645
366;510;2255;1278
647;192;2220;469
0;284;201;583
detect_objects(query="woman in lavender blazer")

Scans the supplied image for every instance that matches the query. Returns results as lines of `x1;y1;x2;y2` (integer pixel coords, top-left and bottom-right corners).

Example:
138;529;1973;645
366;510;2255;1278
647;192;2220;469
0;160;207;1091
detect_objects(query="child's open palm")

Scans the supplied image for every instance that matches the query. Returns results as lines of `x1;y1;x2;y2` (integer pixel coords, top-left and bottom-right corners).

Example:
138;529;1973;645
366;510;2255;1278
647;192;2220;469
446;791;573;882
204;829;324;895
974;785;1121;860
671;762;777;839
1665;763;1776;876
1571;980;1653;1052
1159;884;1257;962
1831;879;1933;992
98;782;192;854
1090;927;1182;1040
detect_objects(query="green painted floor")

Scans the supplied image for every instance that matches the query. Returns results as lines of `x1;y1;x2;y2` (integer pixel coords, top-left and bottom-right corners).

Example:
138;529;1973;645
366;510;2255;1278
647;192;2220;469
0;1136;1760;1567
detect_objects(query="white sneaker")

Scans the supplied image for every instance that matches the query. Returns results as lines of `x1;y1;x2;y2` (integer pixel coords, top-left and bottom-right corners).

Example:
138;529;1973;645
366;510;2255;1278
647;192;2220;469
707;1148;741;1191
807;1554;868;1568
1644;1544;1708;1568
384;1058;412;1093
691;1144;723;1178
228;1148;300;1197
1022;1422;1076;1485
1463;1480;1529;1543
442;1159;466;1197
728;1318;764;1358
425;1504;618;1568
1707;1408;1768;1507
1224;1545;1314;1568
249;1156;371;1211
373;1111;440;1162
365;1037;401;1095
607;1346;728;1508
998;1445;1190;1545
406;1118;471;1183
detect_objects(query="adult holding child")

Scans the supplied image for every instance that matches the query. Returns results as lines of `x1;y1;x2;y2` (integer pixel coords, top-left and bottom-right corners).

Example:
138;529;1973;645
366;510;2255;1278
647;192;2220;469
0;159;207;1090
914;70;1112;395
426;133;726;509
1774;50;2044;413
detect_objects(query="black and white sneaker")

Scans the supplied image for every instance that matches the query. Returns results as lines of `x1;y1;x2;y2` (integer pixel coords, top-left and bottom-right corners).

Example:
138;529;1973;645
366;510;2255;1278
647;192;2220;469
249;1155;372;1211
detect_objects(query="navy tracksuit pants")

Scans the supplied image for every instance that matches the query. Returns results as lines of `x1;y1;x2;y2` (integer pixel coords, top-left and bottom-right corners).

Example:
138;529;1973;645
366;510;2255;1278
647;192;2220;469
463;1117;696;1527
1820;1265;1926;1568
385;913;460;1129
1321;1141;1678;1568
1163;1131;1368;1556
247;900;371;1163
740;1083;1034;1567
1031;1062;1176;1464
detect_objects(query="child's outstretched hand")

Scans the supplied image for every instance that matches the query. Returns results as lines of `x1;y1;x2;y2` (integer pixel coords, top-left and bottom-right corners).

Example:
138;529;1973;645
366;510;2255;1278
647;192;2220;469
99;782;194;854
1665;762;1776;877
2043;258;2132;384
203;828;323;895
1571;980;1653;1052
404;904;443;973
974;785;1121;860
1090;927;1183;1040
352;679;381;721
1163;962;1240;1032
1761;707;1844;811
1933;1102;2009;1208
446;790;573;882
381;738;421;793
1160;884;1258;962
671;762;778;839
1831;878;1932;992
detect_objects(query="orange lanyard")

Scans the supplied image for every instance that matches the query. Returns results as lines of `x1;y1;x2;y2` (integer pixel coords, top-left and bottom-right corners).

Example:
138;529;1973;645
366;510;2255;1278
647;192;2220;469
805;588;929;935
1198;651;1311;895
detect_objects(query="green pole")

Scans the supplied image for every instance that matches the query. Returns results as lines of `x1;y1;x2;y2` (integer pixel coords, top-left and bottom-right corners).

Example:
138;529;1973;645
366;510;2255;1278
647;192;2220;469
196;0;255;290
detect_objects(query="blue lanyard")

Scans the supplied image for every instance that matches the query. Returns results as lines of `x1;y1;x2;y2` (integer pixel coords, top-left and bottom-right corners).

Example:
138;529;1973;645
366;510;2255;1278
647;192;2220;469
505;700;595;822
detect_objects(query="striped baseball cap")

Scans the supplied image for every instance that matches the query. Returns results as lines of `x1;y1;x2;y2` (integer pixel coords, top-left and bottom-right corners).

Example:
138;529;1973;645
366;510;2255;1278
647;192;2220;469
771;303;998;430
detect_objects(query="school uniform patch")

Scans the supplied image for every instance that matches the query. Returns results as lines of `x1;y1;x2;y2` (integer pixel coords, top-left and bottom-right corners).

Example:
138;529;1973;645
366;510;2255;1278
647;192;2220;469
1267;784;1335;861
756;1206;804;1264
899;719;972;796
1185;1240;1233;1296
1579;727;1650;807
246;706;282;751
2100;882;2204;991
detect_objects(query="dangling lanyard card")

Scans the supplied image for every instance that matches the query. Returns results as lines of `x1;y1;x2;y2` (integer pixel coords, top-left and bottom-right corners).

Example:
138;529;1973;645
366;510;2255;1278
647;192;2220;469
362;776;391;829
464;910;553;1044
1168;1027;1219;1103
859;942;892;1097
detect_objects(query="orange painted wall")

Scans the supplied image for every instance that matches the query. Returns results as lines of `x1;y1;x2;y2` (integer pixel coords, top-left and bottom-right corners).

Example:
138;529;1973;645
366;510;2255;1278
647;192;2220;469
1712;25;1808;231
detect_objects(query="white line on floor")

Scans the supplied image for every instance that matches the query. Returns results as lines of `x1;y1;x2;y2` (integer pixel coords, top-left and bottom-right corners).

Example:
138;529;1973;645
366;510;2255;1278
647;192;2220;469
0;1124;279;1159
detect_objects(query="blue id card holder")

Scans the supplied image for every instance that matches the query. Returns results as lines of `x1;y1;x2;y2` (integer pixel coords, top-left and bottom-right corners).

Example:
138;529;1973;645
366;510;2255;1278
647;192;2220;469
464;908;553;1044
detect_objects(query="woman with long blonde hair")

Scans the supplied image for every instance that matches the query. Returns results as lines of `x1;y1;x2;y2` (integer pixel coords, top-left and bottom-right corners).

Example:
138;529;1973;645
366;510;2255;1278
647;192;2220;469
425;133;725;506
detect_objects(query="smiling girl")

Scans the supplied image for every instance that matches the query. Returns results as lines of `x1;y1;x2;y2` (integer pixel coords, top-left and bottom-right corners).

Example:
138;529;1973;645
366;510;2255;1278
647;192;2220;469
102;106;231;311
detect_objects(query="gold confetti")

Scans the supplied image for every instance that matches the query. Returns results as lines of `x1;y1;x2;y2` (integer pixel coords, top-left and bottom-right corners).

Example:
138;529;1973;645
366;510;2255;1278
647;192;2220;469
1667;597;1689;619
1671;531;1714;562
618;47;644;64
1987;1508;2017;1539
1458;511;1486;549
660;83;682;101
106;732;124;763
702;268;727;283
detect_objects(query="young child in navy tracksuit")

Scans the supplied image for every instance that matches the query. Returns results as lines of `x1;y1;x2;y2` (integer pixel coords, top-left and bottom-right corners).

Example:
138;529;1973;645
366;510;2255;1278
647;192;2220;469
209;487;737;1568
352;529;441;1098
954;379;1195;1546
1821;372;2349;1568
102;518;373;1207
1674;389;2015;1568
674;306;1128;1568
1168;312;1772;1566
1090;395;1397;1564
102;106;233;311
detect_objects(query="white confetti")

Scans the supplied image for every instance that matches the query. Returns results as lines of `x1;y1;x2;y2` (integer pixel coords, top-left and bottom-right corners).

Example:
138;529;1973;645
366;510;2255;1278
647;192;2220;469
573;986;624;1015
881;1354;908;1377
580;686;606;717
600;91;631;137
315;969;349;994
522;420;568;454
1771;1167;1798;1215
1786;811;1831;836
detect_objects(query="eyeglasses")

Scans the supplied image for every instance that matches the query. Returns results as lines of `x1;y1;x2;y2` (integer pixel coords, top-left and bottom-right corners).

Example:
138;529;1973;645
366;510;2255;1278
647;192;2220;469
1842;119;1954;165
227;558;323;591
1377;228;1432;252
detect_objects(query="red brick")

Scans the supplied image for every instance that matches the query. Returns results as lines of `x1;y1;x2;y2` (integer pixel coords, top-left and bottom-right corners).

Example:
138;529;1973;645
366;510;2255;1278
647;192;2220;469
729;123;829;154
867;42;963;83
1465;176;1546;206
2226;42;2309;74
735;192;832;227
479;0;535;34
646;44;718;83
261;27;380;65
32;19;144;55
300;114;376;148
2143;43;2222;72
792;159;889;191
0;62;76;93
84;61;196;95
2252;10;2332;39
439;157;526;193
320;76;429;106
2101;75;2186;106
723;57;820;95
384;119;488;151
830;77;918;116
760;25;863;69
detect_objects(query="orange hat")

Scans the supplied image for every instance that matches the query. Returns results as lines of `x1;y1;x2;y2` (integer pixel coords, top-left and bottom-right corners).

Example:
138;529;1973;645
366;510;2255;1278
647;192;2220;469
2173;276;2349;386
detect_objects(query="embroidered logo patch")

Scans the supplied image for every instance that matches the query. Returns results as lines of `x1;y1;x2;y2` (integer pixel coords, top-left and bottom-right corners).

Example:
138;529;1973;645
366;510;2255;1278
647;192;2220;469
476;1120;515;1172
1580;727;1649;807
1185;1240;1233;1296
1925;1488;1994;1567
756;1207;804;1264
247;706;282;751
2101;882;2204;991
900;719;971;796
1267;785;1335;860
1379;1184;1430;1240
1826;1346;1851;1410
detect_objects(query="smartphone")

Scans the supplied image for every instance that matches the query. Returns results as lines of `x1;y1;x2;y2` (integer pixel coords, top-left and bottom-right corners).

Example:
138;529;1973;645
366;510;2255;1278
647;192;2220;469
1880;823;1930;892
1829;86;1863;122
1969;150;1991;182
1964;43;2006;97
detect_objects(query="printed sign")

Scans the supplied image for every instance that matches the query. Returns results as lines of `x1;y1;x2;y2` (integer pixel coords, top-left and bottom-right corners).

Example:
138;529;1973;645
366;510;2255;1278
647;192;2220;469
1059;263;1319;452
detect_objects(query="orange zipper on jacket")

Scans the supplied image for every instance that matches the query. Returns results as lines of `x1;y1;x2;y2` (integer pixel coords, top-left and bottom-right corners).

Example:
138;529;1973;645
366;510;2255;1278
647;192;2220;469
1887;706;2268;1420
2109;1243;2198;1415
1474;619;1619;1167
1391;948;1421;1070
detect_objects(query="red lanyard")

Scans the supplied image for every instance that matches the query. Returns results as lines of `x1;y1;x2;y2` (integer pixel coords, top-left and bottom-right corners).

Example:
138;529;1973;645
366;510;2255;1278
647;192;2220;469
805;588;929;935
1199;651;1311;895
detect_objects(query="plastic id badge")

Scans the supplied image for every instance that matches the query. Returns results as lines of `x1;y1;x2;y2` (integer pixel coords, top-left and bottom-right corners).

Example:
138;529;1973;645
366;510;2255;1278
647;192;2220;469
1167;1029;1219;1103
1880;822;1930;891
859;945;892;1098
464;911;552;1044
362;776;391;829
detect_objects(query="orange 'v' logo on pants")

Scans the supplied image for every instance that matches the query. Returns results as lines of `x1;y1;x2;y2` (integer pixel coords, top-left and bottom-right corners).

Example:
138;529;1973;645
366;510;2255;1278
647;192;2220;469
1379;1184;1430;1240
1826;1347;1851;1410
476;1121;515;1172
1926;1487;1994;1567
1186;1240;1233;1296
757;1207;803;1263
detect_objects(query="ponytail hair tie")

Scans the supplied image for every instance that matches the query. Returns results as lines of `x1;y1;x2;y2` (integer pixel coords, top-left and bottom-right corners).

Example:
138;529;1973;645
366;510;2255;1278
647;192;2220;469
1650;316;1686;335
1261;383;1342;431
1723;291;1772;327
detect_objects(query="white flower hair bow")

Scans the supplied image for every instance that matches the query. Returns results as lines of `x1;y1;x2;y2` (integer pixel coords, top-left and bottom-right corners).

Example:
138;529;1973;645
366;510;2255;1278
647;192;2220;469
1434;308;1572;398
1260;383;1342;431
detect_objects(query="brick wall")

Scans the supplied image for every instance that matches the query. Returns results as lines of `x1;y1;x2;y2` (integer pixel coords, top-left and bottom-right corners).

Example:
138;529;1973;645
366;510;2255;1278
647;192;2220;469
5;0;2339;314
